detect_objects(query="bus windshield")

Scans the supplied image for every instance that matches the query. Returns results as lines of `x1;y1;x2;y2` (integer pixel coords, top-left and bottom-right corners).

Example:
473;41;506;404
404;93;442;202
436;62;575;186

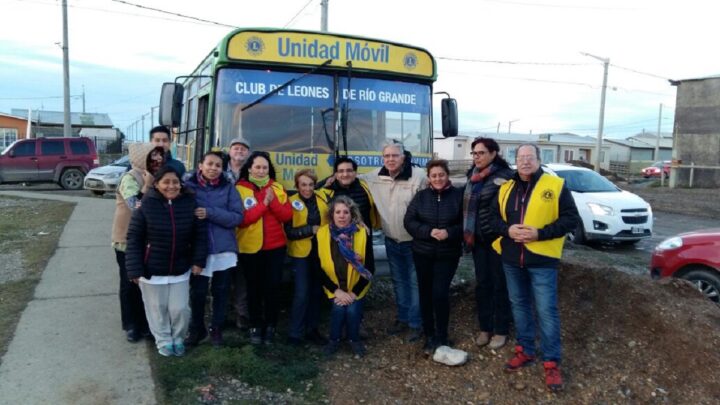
214;67;432;185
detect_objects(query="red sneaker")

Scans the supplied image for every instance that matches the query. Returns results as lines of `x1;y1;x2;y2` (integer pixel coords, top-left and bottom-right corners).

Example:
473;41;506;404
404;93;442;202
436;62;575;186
543;361;563;392
504;345;535;371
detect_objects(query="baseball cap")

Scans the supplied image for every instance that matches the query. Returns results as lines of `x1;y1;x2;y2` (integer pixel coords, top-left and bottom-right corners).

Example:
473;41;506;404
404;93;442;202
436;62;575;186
230;137;251;149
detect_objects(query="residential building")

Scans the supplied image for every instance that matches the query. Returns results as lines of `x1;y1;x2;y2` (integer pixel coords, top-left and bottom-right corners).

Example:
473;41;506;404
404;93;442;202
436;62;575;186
0;112;34;149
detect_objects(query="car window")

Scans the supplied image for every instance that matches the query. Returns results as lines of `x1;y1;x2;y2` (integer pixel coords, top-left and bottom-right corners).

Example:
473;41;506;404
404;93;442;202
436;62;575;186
11;141;36;157
69;140;90;155
111;155;130;166
555;170;618;193
41;140;65;155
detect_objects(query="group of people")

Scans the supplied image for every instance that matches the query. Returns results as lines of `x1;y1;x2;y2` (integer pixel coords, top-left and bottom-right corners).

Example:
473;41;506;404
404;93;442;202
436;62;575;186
111;126;579;392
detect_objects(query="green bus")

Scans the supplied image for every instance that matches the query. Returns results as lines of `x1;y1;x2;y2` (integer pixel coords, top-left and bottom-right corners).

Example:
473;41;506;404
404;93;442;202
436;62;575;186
159;28;457;189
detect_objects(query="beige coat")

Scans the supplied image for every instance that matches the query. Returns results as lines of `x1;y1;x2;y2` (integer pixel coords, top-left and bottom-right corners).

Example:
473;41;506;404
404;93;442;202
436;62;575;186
361;166;427;242
111;143;155;245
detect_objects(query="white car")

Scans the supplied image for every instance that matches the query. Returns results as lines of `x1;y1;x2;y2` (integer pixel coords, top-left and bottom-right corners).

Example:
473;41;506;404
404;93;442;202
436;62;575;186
83;155;130;196
543;164;653;245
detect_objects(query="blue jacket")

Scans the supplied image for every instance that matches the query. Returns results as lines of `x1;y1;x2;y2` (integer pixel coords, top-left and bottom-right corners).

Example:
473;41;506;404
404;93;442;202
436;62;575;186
184;171;244;254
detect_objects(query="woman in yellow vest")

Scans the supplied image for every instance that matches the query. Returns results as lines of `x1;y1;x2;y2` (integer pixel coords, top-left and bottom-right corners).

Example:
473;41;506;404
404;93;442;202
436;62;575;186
235;151;293;345
285;169;329;346
317;195;373;358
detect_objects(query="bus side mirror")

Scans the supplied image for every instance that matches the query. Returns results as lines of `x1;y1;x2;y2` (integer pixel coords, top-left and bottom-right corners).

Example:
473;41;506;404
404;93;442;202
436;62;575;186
159;83;184;128
441;98;458;138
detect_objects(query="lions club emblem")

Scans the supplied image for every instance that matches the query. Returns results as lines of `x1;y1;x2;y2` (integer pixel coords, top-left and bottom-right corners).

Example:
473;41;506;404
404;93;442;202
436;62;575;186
292;200;305;211
244;196;258;209
541;189;555;202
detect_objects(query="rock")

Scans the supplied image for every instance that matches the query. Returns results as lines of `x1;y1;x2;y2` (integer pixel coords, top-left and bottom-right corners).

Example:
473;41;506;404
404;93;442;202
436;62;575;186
514;383;526;390
433;346;469;366
628;341;637;348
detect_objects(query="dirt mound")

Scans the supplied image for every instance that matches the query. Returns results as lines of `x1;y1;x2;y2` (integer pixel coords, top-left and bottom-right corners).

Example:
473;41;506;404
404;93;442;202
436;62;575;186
321;263;720;404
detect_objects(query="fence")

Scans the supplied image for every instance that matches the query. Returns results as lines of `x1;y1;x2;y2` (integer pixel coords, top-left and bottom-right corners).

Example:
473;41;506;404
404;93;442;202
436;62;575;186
669;163;720;188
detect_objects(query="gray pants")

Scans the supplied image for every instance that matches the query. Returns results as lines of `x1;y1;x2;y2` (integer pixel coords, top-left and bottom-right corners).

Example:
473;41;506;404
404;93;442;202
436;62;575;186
232;265;249;319
139;279;190;349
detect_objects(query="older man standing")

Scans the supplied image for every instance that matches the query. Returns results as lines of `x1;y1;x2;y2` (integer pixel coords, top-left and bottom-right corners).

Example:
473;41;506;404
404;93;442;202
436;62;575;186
225;137;251;184
490;144;579;392
363;142;426;342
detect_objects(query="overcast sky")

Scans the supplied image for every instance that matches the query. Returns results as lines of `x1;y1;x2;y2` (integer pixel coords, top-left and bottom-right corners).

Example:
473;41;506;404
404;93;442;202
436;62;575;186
1;0;716;139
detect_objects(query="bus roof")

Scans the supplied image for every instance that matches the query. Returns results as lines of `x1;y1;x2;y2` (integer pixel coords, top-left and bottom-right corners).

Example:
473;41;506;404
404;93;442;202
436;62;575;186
207;28;437;80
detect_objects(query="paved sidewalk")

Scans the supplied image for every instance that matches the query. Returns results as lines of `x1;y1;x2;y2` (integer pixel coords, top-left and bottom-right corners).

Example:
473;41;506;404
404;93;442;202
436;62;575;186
0;191;156;405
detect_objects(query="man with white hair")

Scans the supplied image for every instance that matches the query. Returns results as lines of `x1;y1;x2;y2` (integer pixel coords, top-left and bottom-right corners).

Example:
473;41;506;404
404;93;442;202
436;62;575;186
362;142;427;342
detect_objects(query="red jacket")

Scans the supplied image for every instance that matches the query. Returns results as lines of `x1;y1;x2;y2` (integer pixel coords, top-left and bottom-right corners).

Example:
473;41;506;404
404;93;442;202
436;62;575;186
236;179;293;252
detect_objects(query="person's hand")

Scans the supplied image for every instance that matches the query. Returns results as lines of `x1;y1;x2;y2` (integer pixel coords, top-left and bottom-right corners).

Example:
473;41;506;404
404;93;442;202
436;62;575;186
131;277;140;284
431;228;448;241
141;170;154;188
312;225;320;234
333;289;354;306
194;207;207;219
134;201;142;209
518;225;539;243
263;189;275;205
325;173;337;186
191;265;203;275
508;224;526;242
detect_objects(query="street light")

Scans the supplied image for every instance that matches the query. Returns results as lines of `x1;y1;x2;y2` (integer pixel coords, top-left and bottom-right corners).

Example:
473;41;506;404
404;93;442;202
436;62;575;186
508;119;520;134
581;52;609;173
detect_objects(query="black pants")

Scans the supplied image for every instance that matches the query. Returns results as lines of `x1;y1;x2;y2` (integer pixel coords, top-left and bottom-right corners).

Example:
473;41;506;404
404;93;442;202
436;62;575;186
240;247;286;329
189;268;231;331
413;253;459;343
115;249;148;332
472;241;511;335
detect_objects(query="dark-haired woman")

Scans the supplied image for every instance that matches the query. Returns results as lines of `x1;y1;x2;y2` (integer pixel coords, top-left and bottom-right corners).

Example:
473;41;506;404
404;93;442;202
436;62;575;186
464;137;514;350
126;166;207;357
404;159;464;354
235;151;293;345
183;151;244;348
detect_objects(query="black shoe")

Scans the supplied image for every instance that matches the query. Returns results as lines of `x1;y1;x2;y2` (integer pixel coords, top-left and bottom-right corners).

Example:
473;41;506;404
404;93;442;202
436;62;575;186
350;340;367;358
386;320;408;336
305;329;328;346
406;327;423;343
184;328;208;346
126;329;141;343
422;337;438;356
323;340;340;357
249;328;262;345
209;326;223;347
264;327;275;345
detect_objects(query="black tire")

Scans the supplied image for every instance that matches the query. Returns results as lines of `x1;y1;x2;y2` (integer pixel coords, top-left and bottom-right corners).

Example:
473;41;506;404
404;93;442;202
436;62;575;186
91;190;105;196
60;168;84;190
681;267;720;303
568;222;586;245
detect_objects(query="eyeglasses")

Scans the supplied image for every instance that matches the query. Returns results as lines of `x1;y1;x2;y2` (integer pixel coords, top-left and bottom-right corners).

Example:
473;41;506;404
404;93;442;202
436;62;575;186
470;151;488;157
336;169;355;174
383;154;401;159
516;155;537;162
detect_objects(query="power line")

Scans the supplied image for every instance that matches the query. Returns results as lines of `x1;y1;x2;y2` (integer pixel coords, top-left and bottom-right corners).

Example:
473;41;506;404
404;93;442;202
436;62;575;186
610;63;670;81
283;0;315;28
480;0;637;11
108;0;237;28
438;56;589;66
0;94;83;100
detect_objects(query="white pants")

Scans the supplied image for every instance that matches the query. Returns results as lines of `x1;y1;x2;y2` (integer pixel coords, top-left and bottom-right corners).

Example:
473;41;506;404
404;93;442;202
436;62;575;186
139;279;190;349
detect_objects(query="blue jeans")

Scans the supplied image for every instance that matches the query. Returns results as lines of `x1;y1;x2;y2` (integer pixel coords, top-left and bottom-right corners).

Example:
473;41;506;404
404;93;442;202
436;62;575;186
288;257;322;339
385;238;422;329
503;263;562;362
328;298;364;342
189;268;230;330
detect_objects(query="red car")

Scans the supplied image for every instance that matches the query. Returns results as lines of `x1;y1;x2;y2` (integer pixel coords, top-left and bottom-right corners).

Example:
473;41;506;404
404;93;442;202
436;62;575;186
651;229;720;303
641;161;670;178
0;137;99;190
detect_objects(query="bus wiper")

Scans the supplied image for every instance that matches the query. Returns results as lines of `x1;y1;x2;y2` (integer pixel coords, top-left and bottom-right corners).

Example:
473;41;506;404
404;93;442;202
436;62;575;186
321;108;336;151
339;61;352;157
241;59;333;112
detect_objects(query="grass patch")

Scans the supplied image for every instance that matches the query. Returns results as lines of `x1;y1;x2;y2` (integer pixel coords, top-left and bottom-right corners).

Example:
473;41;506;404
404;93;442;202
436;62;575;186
0;196;74;361
151;338;324;404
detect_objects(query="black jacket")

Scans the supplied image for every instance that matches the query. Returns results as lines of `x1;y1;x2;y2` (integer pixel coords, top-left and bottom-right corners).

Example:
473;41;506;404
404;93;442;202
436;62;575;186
466;166;514;242
126;187;207;280
404;184;464;259
489;168;579;268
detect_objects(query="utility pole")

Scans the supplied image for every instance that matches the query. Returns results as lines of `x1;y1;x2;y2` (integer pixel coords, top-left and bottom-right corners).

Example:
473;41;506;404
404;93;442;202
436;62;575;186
508;119;520;134
654;103;663;160
150;106;158;126
582;52;609;173
496;122;500;133
82;85;86;113
321;0;329;32
61;0;72;137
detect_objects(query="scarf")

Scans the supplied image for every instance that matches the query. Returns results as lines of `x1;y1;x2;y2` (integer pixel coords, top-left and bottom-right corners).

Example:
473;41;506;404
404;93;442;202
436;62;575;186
197;171;220;188
248;175;270;188
462;163;496;248
330;223;372;281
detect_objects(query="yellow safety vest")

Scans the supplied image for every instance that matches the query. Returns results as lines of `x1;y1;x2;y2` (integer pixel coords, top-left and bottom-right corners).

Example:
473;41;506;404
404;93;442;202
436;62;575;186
287;192;329;258
317;224;370;299
235;182;288;254
320;179;381;230
492;174;566;259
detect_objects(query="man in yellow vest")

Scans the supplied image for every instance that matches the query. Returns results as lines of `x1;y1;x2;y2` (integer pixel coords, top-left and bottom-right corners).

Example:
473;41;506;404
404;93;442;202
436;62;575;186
490;144;579;392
